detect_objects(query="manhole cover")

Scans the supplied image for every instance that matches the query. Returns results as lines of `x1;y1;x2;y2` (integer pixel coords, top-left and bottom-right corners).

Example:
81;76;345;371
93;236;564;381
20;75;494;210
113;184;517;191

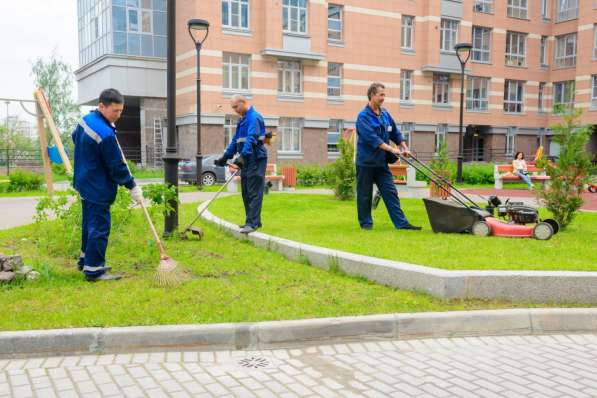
238;356;269;369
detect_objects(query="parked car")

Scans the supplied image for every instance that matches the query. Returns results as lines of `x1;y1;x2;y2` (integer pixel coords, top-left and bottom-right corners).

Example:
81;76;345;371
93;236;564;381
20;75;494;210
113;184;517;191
178;154;226;186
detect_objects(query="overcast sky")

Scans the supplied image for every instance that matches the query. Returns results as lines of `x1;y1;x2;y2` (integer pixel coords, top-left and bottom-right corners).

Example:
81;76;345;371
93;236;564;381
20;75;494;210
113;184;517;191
0;1;79;122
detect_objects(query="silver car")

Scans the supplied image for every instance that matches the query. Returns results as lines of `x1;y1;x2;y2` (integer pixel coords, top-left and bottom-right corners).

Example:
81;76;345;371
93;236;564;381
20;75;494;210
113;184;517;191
178;154;227;186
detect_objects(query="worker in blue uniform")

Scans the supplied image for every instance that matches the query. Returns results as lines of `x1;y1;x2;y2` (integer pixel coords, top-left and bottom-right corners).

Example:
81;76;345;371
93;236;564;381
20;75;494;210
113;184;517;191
72;88;144;282
355;83;421;231
215;95;268;234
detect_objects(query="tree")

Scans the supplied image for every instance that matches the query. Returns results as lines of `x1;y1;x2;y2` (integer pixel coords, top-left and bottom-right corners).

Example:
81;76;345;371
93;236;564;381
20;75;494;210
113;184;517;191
31;53;80;144
331;130;356;200
537;110;592;229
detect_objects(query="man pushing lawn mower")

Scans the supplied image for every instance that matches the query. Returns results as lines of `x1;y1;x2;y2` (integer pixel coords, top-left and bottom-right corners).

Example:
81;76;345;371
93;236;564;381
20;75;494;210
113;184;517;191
72;89;144;282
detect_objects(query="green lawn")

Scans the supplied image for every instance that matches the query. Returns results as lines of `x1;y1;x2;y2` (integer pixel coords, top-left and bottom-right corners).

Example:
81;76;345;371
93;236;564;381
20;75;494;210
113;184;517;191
210;194;597;271
0;202;561;331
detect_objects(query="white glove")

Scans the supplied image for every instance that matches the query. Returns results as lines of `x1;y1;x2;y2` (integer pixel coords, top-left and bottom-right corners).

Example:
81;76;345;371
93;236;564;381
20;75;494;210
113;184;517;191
129;185;144;204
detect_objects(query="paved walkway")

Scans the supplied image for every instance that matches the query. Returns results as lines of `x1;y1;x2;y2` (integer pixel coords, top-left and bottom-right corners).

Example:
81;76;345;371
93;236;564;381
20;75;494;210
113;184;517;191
1;334;596;397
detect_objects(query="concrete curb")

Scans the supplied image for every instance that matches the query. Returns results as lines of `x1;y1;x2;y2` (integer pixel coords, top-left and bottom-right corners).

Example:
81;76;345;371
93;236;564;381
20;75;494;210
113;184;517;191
2;309;597;357
200;202;597;303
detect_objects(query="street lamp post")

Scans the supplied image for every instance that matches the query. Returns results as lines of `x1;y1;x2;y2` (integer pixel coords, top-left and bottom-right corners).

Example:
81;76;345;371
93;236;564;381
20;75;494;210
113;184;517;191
187;19;210;189
163;0;180;236
454;42;472;184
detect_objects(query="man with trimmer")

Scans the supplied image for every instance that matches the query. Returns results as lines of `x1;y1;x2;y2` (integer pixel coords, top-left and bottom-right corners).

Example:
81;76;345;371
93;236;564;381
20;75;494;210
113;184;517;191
355;83;421;231
214;95;267;234
72;88;144;282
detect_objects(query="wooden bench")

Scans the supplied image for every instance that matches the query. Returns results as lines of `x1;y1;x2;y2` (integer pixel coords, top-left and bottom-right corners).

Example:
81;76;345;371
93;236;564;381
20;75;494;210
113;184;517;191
229;163;285;192
494;164;550;189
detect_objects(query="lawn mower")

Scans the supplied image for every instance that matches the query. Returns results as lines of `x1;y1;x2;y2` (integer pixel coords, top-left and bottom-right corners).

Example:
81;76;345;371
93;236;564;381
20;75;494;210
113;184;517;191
397;154;559;240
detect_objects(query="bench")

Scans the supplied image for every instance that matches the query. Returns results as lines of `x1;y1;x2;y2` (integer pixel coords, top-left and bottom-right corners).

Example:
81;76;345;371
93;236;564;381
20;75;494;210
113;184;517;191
228;163;285;192
494;164;550;189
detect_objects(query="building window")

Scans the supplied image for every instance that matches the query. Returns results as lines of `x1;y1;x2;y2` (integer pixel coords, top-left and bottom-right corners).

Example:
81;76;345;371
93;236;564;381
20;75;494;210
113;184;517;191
554;33;577;68
401;16;414;50
433;74;450;105
466;77;489;111
593;25;597;58
435;124;447;153
328;119;343;153
283;0;307;34
327;63;342;97
224;115;239;146
223;53;250;91
538;82;546;113
472;26;491;63
591;75;597;108
541;0;549;18
506;127;516;157
504;80;524;113
221;0;249;30
556;0;579;22
327;4;343;42
440;19;459;52
507;0;528;19
540;36;548;66
278;117;302;153
474;0;493;13
553;81;575;113
505;31;526;67
400;70;412;101
126;1;152;33
277;61;302;95
401;122;414;148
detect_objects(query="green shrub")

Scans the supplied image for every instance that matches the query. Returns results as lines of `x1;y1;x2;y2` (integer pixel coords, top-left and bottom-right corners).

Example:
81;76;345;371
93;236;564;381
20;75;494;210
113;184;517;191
537;111;592;229
331;137;356;200
126;160;138;175
7;169;44;192
51;163;67;176
34;187;134;258
296;164;334;187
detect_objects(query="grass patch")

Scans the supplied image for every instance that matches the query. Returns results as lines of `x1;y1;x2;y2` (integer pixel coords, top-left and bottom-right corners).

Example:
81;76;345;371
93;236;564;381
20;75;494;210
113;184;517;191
0;202;565;331
210;194;597;271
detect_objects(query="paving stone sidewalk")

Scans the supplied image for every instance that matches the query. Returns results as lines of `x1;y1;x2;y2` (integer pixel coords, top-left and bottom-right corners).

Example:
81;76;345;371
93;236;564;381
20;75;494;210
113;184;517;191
1;334;597;397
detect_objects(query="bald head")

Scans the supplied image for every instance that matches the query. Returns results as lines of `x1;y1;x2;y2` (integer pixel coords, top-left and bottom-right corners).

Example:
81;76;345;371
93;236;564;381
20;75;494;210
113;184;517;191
230;94;249;116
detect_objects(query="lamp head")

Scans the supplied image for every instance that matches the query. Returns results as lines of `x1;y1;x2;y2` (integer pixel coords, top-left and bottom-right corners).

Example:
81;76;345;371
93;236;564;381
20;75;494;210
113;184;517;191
187;19;210;45
454;42;473;64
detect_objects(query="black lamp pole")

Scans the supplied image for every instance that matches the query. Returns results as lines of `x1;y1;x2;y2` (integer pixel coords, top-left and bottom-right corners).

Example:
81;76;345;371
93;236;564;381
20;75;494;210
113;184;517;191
187;19;210;189
163;0;180;236
454;42;472;184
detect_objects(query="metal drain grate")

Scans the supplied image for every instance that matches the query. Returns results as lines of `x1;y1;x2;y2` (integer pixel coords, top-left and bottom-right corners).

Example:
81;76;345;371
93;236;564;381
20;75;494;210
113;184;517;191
238;356;269;369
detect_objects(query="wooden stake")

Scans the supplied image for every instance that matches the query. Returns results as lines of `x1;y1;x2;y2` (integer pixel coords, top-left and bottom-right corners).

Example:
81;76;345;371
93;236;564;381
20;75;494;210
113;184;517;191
35;101;54;196
33;89;73;174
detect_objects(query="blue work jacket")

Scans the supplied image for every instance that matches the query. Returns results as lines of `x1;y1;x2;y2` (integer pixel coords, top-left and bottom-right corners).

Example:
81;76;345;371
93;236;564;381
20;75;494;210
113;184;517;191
72;110;136;205
355;105;404;167
223;106;268;161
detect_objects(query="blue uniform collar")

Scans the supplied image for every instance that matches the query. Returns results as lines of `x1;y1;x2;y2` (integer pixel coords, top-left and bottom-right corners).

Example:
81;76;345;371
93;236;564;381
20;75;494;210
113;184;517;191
240;106;255;120
93;109;117;130
362;104;386;118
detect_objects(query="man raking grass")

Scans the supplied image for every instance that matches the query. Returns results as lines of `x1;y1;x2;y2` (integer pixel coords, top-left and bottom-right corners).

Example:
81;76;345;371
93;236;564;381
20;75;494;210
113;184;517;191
72;89;144;282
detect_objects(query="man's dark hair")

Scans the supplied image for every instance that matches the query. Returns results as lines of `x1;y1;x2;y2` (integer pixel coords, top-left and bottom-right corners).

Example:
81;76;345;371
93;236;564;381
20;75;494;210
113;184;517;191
99;88;124;106
367;82;385;100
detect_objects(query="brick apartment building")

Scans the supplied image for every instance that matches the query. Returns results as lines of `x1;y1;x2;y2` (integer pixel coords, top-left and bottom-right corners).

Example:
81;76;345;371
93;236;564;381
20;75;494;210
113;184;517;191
175;0;597;165
76;0;597;166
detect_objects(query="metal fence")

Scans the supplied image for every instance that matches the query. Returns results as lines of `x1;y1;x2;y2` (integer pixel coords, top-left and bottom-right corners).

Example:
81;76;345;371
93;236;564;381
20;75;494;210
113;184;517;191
0;148;42;174
412;149;513;163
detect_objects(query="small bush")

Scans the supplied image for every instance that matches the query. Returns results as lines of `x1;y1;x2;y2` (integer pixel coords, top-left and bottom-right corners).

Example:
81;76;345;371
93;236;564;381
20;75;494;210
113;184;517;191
331;137;356;200
51;163;67;176
537;111;592;229
296;164;334;187
127;160;138;175
8;169;44;192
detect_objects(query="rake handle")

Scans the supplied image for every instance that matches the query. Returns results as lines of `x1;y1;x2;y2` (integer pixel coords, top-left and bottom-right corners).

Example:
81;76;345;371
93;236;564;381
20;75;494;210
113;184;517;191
140;200;168;259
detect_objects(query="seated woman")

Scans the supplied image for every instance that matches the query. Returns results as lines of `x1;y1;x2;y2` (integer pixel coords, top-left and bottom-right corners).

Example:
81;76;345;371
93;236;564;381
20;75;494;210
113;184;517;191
512;151;533;190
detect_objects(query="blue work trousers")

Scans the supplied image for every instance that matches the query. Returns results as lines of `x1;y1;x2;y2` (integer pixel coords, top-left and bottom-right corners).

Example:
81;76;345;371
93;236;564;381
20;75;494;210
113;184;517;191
356;165;409;229
241;157;267;228
78;200;111;277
